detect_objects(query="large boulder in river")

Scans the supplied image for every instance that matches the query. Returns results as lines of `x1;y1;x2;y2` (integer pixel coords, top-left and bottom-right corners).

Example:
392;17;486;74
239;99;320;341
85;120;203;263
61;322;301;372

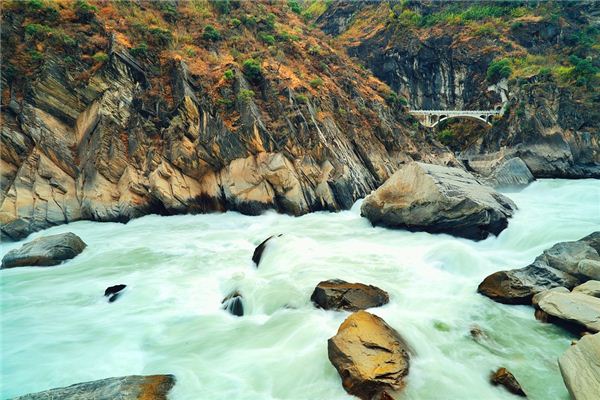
1;232;86;269
558;332;600;400
311;280;389;311
11;374;175;400
360;162;515;240
535;290;600;333
478;232;600;304
328;311;410;399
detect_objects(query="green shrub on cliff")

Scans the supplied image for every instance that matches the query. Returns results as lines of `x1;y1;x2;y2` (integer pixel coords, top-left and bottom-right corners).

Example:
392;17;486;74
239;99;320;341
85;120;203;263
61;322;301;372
203;25;221;42
237;89;255;103
242;58;262;82
486;59;512;82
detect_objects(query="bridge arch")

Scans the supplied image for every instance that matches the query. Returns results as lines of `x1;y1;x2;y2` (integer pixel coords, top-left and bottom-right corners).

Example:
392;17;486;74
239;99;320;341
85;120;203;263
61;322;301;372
409;109;501;128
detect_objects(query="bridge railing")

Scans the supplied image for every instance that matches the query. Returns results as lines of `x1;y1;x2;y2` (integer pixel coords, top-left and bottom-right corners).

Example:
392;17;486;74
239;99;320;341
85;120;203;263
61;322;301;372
409;110;501;115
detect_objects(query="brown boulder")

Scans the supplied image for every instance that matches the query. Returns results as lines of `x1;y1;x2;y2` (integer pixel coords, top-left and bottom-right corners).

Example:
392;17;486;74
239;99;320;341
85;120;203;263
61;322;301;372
311;280;389;311
490;368;526;397
328;311;410;399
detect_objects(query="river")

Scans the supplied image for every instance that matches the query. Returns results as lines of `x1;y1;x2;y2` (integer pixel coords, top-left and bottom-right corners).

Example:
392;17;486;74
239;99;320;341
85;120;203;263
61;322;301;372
1;179;599;399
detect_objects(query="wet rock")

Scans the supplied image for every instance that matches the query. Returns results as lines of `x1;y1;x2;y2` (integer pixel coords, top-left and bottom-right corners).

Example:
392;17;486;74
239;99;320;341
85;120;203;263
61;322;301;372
311;279;389;311
104;284;127;303
469;325;488;341
222;291;244;317
252;234;282;267
558;332;600;400
573;280;600;298
1;232;86;269
535;291;600;333
361;162;515;241
11;374;176;400
328;310;410;400
478;232;600;304
490;367;526;397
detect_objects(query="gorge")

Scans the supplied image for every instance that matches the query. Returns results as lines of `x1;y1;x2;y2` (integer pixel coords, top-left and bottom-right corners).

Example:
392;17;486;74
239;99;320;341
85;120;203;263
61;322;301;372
1;1;599;399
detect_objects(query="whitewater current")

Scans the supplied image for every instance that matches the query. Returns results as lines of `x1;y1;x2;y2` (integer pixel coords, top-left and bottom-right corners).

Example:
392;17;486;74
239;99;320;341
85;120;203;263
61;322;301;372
1;179;599;399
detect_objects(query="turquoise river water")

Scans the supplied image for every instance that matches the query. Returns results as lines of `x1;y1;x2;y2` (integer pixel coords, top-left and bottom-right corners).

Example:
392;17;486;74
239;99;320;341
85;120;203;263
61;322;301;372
1;179;599;399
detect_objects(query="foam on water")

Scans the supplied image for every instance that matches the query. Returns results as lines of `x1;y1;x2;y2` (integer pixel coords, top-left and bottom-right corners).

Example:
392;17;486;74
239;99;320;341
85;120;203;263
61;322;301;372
1;179;599;399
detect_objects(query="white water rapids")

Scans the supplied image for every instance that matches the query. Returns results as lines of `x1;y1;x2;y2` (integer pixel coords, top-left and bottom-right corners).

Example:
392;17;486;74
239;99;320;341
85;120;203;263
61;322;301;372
1;179;599;399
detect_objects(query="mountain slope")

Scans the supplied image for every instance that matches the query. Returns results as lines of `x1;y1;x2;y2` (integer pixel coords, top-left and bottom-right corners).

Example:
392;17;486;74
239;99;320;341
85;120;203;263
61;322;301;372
0;0;453;240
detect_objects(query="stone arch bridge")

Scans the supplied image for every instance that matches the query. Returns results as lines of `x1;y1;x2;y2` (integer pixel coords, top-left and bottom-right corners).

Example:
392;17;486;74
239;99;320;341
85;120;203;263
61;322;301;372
409;109;501;128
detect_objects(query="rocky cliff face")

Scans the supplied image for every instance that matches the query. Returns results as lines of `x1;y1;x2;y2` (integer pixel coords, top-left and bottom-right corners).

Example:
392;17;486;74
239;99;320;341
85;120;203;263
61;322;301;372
0;0;455;240
318;1;600;178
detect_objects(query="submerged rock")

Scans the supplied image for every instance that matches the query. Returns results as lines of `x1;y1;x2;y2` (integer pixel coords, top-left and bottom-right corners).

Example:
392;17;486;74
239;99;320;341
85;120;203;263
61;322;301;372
222;291;244;317
104;284;127;303
360;162;515;240
11;374;176;400
252;234;282;267
478;232;600;304
328;311;410;400
311;279;389;311
490;367;526;397
1;232;86;269
535;290;600;333
558;332;600;400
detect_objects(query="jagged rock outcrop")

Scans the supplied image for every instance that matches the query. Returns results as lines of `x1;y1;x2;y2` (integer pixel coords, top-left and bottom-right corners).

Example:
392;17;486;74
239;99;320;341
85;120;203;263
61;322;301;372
0;43;451;241
478;232;600;304
361;162;515;240
311;279;389;311
1;232;86;269
558;332;600;400
328;310;410;400
11;375;175;400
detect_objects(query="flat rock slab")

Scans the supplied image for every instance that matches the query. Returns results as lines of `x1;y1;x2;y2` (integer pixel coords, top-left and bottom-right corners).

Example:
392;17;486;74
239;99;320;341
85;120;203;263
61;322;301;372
536;291;600;333
559;332;600;400
361;162;515;240
311;279;389;311
573;280;600;298
11;374;175;400
328;310;410;400
1;232;87;269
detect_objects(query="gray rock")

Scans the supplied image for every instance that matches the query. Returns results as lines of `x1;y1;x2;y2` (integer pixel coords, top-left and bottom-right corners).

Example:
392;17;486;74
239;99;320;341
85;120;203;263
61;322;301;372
10;374;176;400
1;232;87;269
311;279;389;311
536;291;600;333
361;162;516;241
479;232;600;304
573;281;600;298
485;157;535;189
558;332;600;400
